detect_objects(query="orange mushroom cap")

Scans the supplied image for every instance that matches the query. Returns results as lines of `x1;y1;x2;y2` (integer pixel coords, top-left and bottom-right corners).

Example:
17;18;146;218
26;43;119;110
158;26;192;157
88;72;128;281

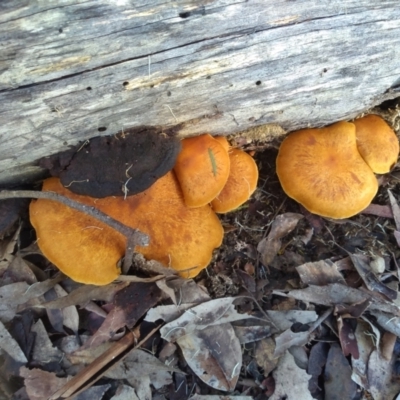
30;178;124;285
276;121;378;219
353;114;399;174
213;136;230;152
30;173;223;284
211;148;258;213
173;134;230;207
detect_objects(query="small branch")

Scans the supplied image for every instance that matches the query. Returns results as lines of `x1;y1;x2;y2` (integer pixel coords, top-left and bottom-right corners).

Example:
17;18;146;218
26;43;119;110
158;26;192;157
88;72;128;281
0;190;149;270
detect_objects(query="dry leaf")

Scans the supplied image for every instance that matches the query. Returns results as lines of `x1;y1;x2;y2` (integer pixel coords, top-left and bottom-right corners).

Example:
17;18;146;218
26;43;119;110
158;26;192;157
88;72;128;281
367;349;400;400
20;367;69;400
337;316;359;358
349;253;397;300
296;260;346;286
257;213;303;265
232;325;271;344
269;351;313;400
53;284;79;333
276;283;400;316
273;329;312;358
351;320;374;389
0;319;27;363
255;338;279;376
111;384;139;400
161;297;252;342
38;282;130;309
177;323;241;391
31;319;63;366
324;343;358;399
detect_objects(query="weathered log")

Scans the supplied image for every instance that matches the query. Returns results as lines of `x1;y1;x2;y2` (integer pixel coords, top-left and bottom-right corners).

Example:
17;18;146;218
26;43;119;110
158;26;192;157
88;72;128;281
1;0;400;185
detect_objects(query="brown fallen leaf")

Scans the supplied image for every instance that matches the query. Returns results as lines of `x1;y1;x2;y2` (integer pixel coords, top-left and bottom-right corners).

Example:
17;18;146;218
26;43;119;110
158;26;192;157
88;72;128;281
324;343;359;400
351;320;374;390
349;253;397;300
31;319;63;368
337;316;359;358
0;320;27;363
367;349;400;400
274;283;400;316
296;260;346;286
177;323;242;391
361;203;394;219
269;351;313;400
20;367;70;400
37;281;130;309
257;213;303;266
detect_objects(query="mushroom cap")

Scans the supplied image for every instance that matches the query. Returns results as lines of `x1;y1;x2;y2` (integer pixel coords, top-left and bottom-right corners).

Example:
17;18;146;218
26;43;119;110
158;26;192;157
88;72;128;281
30;178;124;285
211;148;258;213
30;173;223;283
174;134;230;207
353;114;399;174
214;136;230;152
276;121;378;219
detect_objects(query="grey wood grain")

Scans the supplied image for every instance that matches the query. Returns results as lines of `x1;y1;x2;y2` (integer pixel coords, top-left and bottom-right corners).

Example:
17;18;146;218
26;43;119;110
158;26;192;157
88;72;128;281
1;0;400;184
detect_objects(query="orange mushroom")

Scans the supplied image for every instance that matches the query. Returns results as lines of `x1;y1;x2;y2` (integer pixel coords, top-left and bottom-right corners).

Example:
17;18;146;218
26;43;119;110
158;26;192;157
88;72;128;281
30;173;223;284
173;134;230;207
211;148;258;213
353;114;399;174
276;121;378;219
213;136;230;152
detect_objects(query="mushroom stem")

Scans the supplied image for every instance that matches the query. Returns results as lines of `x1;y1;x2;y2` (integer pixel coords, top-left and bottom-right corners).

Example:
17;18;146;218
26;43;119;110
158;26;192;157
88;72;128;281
0;189;149;271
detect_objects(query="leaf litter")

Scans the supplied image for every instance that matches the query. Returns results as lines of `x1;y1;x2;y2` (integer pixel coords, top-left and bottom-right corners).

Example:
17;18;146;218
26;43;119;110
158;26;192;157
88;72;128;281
3;109;400;398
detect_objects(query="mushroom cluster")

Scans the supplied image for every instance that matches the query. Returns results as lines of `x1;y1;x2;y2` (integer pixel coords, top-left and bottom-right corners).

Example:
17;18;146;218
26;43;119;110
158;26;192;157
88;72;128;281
30;134;259;285
276;115;399;219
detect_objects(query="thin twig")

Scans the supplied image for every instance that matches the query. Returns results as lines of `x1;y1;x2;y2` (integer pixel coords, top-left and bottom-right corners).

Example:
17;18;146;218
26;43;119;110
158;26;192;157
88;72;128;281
0;190;149;271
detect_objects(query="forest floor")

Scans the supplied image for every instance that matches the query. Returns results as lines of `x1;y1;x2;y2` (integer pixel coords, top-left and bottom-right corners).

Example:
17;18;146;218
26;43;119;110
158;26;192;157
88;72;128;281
1;102;400;400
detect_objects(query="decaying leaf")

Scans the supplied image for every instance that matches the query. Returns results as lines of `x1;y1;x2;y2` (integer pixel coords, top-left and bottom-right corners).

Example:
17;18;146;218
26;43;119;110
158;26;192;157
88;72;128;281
42;127;181;198
351;320;374;390
255;338;279;376
296;260;346;286
177;323;242;391
111;384;139;400
367;349;400;400
53;284;79;333
0;224;21;273
273;329;313;358
38;282;130;309
269;351;313;400
0;319;27;363
337;316;359;358
324;343;359;400
161;297;252;342
31;319;63;367
275;283;400;316
257;213;303;265
349;253;397;300
20;367;70;400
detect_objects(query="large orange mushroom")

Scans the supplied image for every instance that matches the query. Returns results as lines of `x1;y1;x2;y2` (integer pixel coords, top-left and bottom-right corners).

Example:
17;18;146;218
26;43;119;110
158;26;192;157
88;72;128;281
30;173;224;284
173;134;230;207
276;121;378;219
353;114;399;174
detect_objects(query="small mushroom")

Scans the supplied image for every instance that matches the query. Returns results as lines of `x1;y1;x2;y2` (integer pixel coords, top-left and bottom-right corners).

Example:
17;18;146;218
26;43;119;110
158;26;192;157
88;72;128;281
174;134;230;207
276;121;378;219
353;114;399;174
30;173;224;284
211;148;258;213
